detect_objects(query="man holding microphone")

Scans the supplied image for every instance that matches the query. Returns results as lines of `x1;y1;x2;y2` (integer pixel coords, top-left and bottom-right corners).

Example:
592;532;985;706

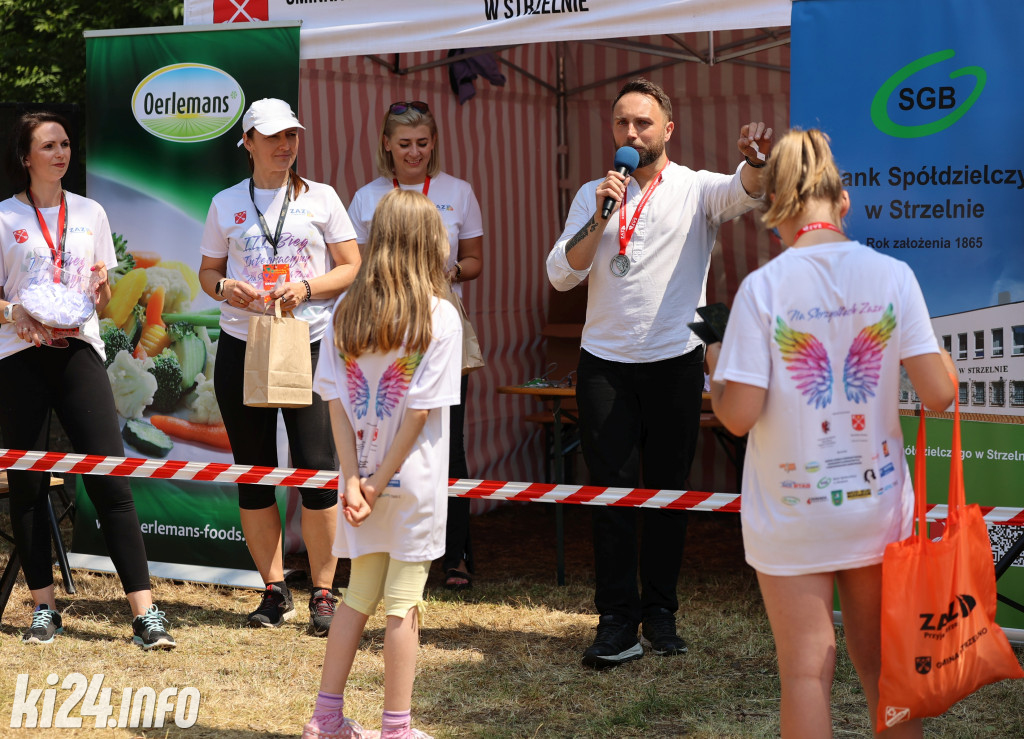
547;77;772;668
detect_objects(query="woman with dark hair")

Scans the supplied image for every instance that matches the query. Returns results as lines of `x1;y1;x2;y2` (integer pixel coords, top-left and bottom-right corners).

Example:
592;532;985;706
0;111;175;649
348;100;484;591
199;98;361;634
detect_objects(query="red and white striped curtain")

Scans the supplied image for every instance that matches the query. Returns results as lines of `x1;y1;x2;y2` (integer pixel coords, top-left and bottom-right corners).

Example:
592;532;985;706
296;32;790;494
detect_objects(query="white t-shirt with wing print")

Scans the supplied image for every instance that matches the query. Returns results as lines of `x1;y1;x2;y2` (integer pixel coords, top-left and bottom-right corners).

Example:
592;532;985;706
313;296;462;561
714;240;940;576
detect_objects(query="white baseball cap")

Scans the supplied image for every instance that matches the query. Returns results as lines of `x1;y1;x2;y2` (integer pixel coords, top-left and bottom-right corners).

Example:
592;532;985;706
237;98;304;147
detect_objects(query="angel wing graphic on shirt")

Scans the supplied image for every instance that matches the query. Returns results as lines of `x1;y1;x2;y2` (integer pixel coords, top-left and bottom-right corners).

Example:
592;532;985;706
342;353;424;420
774;304;896;408
343;355;370;419
376;353;424;419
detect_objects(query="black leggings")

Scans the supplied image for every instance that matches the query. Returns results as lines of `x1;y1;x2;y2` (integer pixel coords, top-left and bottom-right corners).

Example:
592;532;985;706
213;332;337;511
443;374;472;572
0;341;151;593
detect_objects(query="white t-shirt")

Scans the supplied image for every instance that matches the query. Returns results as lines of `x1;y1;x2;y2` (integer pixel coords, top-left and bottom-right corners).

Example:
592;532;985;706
199;178;357;342
547;162;761;363
348;172;483;298
313;296;462;561
0;193;116;361
714;241;940;576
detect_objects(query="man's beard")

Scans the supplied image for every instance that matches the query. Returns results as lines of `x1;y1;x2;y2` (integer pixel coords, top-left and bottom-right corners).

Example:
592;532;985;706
635;139;665;169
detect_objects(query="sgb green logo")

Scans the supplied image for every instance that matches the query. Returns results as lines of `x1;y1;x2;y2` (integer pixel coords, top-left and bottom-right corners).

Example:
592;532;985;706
871;50;986;138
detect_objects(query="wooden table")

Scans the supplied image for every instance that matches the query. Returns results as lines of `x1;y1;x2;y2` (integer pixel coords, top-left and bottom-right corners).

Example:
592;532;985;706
498;384;577;585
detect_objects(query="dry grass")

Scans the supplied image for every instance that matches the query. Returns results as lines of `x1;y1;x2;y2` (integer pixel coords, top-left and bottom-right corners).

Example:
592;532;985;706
2;503;1023;738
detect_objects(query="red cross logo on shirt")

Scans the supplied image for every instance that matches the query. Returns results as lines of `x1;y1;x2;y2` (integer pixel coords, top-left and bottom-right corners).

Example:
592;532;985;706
234;211;247;224
213;0;268;22
13;229;28;243
852;414;866;431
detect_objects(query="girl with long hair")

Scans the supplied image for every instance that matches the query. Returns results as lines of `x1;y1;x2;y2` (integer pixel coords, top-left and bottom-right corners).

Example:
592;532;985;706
303;189;462;739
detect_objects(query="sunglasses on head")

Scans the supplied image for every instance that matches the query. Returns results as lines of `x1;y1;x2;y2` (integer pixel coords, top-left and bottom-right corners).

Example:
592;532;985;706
388;101;430;115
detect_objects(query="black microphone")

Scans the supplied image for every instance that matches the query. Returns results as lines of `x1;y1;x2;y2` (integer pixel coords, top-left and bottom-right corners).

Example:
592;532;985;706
601;146;641;219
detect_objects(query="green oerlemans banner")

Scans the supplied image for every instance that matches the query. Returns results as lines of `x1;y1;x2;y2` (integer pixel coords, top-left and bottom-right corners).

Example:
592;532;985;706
71;23;301;587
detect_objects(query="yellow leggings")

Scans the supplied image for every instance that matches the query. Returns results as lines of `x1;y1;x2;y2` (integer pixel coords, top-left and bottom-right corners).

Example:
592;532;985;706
342;553;431;623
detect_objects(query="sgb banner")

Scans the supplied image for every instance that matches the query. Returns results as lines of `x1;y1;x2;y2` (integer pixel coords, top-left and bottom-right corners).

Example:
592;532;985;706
74;23;301;587
792;0;1024;630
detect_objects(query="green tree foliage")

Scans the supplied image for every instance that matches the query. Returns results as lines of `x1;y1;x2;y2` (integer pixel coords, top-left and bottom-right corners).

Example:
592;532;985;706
0;0;183;106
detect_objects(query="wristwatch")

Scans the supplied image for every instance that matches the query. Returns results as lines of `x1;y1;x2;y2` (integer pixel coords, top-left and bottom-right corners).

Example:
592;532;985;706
215;278;227;298
3;303;17;323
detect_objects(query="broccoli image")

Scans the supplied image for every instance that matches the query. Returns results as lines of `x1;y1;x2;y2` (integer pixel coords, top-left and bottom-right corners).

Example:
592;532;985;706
110;233;136;277
99;318;132;368
147;349;184;412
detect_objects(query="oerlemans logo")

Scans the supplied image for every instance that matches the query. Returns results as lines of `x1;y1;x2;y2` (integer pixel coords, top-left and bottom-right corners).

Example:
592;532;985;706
132;64;244;143
871;50;986;138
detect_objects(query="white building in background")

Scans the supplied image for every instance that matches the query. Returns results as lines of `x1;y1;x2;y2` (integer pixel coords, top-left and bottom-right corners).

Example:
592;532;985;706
898;297;1024;418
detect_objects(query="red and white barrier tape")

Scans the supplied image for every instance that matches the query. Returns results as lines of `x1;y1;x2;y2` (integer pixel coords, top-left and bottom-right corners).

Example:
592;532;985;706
2;448;1022;525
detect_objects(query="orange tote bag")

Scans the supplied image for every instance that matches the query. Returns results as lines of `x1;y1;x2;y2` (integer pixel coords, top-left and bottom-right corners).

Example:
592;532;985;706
877;399;1023;729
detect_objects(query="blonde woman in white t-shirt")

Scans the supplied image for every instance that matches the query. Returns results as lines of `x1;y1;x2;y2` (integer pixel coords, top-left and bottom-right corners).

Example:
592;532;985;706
303;189;461;739
707;128;956;738
348;101;483;592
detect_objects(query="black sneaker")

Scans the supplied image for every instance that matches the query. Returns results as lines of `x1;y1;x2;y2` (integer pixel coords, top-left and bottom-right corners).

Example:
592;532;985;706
132;605;177;650
641;608;688;656
247;583;295;628
22;606;62;644
581;614;643;668
308;588;337;637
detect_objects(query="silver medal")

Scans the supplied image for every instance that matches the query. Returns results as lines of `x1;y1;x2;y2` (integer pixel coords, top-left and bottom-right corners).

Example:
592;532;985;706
610;254;630;277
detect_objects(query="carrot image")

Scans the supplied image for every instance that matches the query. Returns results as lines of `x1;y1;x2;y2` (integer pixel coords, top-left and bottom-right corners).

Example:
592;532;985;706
128;251;162;269
149;415;231;451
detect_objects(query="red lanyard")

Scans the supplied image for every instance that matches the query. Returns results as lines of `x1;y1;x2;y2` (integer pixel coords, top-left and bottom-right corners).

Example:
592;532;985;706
618;163;668;257
25;189;67;283
793;221;843;242
392;176;430;196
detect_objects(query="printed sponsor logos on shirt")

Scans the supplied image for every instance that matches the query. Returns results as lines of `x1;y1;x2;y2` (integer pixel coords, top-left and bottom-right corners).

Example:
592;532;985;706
852;414;866;431
822;420;831;434
805;461;821;473
864;468;877;483
782;496;801;507
831;489;844;506
878;481;897;495
779;462;796;473
806;495;829;505
847;488;872;500
781;480;810;489
880;462;895;477
882;440;891;457
13;230;28;243
817;476;832;489
826;455;862;469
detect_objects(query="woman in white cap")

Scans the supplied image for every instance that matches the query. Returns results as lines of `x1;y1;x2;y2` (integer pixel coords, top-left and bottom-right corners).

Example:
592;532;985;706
348;100;484;592
199;98;360;635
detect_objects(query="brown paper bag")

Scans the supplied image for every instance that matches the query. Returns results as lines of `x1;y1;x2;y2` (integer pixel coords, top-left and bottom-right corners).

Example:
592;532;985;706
445;288;484;375
243;300;312;408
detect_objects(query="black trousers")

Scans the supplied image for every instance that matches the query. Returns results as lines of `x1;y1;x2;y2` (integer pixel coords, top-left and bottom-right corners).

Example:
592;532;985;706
214;332;337;511
443;374;472;572
0;341;151;593
576;347;704;626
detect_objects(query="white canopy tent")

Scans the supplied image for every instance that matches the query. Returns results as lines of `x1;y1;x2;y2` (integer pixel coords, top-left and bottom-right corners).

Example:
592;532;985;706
183;1;793;488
